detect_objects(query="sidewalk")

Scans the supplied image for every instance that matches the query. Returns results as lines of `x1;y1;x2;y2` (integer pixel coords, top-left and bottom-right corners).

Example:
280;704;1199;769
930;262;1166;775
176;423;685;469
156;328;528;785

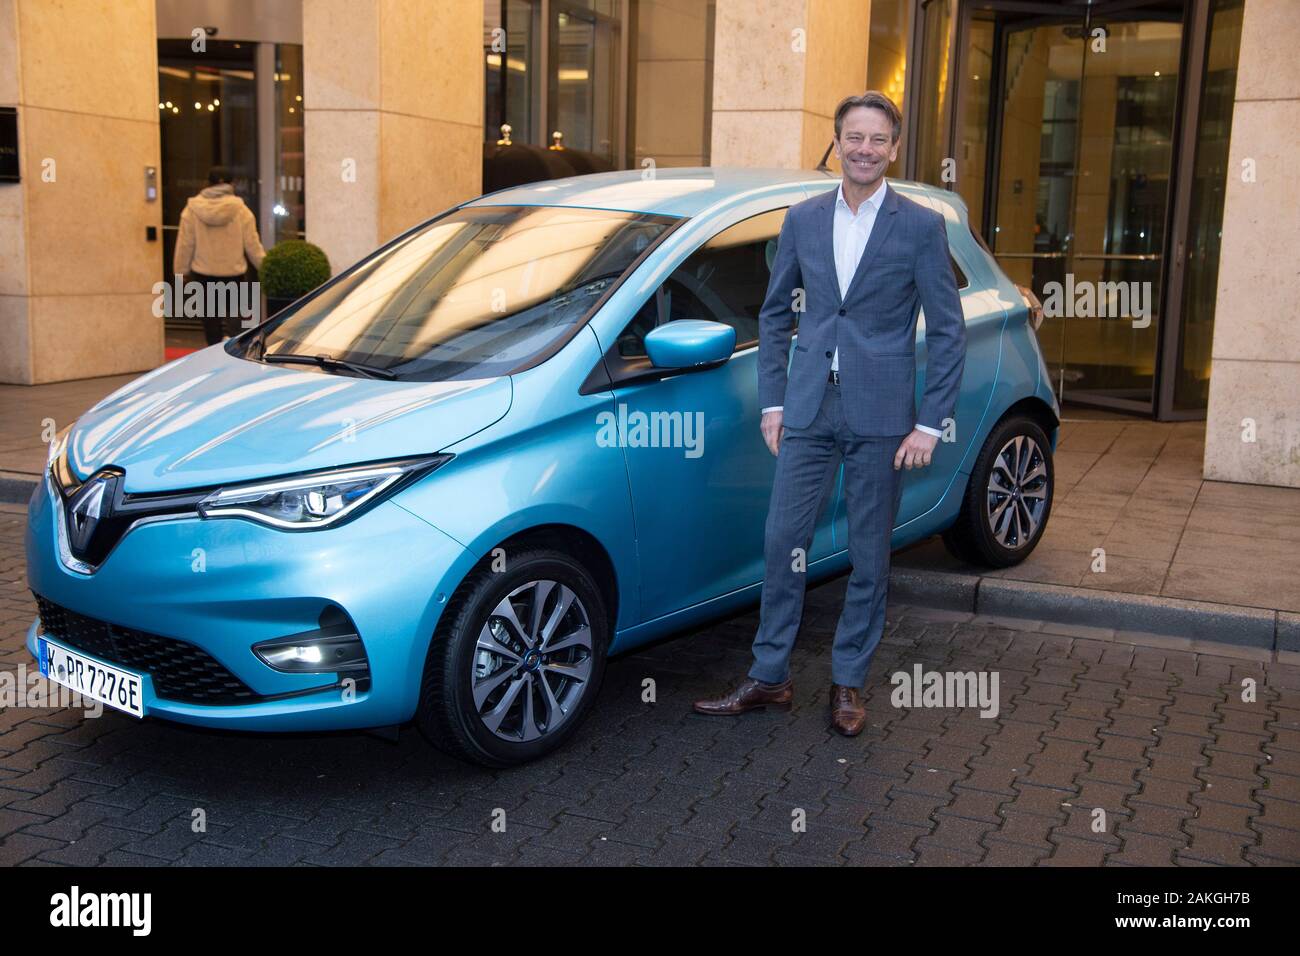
0;374;137;482
893;412;1300;654
2;373;1298;651
0;335;203;484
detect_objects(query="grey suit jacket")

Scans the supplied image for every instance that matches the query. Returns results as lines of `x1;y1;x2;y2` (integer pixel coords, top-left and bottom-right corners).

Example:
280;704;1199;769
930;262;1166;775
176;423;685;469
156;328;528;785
758;182;967;437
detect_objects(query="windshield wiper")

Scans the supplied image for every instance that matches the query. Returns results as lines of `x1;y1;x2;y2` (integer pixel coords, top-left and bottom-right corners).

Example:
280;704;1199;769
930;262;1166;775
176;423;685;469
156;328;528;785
263;352;397;380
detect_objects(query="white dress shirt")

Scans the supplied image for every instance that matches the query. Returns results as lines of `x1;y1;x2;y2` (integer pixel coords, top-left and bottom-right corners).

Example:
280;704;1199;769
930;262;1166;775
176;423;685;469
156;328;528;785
763;178;942;438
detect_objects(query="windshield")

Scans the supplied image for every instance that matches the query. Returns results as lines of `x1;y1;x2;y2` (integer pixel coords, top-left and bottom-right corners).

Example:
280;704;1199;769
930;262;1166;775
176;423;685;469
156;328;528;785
235;205;678;382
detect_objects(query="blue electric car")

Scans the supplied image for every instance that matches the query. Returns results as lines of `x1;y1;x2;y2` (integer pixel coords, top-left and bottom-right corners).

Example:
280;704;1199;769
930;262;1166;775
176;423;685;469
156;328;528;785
26;168;1057;766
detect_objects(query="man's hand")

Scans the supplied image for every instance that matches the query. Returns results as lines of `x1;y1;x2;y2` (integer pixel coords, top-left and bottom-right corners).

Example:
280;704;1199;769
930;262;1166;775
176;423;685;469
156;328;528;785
894;428;939;470
761;409;784;457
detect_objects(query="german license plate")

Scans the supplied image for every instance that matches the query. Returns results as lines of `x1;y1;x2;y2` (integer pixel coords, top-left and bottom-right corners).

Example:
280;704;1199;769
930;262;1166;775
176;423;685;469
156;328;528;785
37;637;145;718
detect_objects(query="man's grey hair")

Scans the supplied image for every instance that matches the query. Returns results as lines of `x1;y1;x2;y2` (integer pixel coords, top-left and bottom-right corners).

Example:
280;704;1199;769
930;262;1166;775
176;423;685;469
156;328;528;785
833;91;903;143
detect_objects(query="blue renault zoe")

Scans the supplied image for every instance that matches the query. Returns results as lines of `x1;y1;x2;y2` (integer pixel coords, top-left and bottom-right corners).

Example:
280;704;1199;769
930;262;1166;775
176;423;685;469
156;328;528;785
26;168;1058;766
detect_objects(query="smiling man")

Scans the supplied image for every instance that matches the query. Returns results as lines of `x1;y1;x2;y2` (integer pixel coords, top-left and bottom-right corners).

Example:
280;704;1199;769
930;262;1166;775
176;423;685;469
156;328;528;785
693;91;967;735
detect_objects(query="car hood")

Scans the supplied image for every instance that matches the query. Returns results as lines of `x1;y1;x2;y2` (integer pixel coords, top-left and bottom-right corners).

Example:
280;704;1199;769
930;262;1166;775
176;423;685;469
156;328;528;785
66;346;512;493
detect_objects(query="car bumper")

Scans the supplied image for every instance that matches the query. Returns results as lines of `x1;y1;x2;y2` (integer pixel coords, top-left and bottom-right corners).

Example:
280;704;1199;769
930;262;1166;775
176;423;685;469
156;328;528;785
24;476;474;732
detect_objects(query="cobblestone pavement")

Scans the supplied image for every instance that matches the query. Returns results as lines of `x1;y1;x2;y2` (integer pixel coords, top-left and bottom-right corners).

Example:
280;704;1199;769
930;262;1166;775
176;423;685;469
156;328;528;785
1;505;1298;867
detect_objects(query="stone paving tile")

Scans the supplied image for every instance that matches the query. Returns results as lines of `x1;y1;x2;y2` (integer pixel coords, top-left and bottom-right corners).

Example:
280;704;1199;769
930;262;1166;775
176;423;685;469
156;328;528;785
0;376;137;478
0;512;1299;865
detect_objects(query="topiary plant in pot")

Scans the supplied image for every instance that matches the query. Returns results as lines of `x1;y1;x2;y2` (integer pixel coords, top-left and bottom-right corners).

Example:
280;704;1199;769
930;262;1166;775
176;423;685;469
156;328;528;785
260;240;332;318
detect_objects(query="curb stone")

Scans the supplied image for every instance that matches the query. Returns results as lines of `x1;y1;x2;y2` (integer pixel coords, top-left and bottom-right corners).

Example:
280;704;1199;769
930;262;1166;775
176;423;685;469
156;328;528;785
887;566;1281;651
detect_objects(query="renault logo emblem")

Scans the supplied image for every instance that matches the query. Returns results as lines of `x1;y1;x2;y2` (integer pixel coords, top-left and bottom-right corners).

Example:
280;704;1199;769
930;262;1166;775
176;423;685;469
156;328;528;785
67;473;115;555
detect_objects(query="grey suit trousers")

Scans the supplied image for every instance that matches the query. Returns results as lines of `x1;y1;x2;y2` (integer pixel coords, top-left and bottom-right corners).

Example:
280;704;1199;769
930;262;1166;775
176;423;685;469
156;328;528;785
748;381;906;688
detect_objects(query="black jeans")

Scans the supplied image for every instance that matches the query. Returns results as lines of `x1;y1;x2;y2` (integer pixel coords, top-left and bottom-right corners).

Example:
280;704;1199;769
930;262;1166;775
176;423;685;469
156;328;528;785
190;272;244;345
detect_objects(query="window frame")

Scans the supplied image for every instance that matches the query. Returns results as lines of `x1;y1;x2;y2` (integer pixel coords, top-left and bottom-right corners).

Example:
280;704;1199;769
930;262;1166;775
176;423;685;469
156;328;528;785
591;205;791;390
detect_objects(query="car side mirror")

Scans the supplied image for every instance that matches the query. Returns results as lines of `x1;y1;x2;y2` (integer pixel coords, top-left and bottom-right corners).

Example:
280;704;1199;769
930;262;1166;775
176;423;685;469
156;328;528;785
643;320;736;370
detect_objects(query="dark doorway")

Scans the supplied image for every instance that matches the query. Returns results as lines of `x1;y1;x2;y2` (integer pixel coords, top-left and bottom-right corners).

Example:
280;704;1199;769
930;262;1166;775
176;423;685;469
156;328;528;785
157;39;259;290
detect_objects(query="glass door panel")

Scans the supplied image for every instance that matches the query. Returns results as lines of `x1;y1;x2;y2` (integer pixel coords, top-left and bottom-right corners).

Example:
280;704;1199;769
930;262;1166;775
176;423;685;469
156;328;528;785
157;39;259;288
914;0;955;186
1173;0;1243;411
954;13;995;231
991;22;1083;398
274;44;305;245
1065;18;1181;407
550;1;621;162
989;7;1183;413
485;0;540;145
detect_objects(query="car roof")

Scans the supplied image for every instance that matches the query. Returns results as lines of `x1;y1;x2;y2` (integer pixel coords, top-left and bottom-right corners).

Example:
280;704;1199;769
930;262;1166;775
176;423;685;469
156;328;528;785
464;166;968;222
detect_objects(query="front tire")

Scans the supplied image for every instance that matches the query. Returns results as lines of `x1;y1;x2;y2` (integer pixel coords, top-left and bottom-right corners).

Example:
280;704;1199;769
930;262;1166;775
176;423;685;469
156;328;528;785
417;548;608;767
942;414;1054;568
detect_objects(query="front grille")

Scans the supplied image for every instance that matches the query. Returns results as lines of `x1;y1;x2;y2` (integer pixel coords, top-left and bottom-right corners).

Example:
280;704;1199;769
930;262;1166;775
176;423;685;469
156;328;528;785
34;595;257;705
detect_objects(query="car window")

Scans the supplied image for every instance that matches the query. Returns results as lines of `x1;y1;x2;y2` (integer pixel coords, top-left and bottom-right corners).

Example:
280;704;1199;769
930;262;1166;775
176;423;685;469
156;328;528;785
614;207;789;359
234;204;677;382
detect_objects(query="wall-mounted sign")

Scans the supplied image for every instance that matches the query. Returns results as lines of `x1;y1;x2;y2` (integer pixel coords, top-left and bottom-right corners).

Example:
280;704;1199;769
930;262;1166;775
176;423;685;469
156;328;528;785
0;108;18;183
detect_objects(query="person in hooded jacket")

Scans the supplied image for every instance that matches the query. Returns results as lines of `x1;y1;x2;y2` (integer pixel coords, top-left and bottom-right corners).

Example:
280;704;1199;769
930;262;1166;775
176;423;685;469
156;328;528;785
172;166;268;345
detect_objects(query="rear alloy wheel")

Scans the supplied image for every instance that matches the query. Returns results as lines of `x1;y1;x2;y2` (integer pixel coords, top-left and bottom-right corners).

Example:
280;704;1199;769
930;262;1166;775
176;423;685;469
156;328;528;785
417;549;608;767
943;415;1054;568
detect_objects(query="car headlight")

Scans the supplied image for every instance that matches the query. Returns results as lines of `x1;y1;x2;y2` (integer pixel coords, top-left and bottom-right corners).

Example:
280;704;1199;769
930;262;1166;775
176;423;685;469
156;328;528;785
196;455;451;530
46;426;79;492
46;426;70;468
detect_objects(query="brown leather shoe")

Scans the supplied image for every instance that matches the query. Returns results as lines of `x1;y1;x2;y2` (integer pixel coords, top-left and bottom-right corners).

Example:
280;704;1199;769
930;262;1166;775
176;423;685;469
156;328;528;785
693;677;793;716
830;684;867;736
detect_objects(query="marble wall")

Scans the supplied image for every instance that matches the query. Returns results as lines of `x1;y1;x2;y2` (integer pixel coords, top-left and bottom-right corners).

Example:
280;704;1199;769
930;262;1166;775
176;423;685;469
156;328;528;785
1203;0;1300;488
0;0;163;384
631;0;714;169
710;0;871;171
303;0;482;277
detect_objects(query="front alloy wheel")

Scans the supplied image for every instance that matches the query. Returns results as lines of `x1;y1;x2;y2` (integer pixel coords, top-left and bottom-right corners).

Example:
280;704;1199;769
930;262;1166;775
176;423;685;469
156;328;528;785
418;548;608;767
471;580;594;743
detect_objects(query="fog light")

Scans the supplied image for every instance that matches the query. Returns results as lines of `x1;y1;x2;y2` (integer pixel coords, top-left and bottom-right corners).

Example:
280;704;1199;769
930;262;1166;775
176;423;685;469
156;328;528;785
253;628;368;675
261;644;325;667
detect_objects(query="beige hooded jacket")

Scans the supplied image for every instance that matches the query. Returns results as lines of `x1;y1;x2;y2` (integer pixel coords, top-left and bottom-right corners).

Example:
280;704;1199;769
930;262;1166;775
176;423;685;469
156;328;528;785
172;183;267;278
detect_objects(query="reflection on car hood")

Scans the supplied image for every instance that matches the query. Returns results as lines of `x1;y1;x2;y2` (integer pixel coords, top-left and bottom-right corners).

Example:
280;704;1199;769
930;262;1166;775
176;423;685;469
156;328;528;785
66;346;512;493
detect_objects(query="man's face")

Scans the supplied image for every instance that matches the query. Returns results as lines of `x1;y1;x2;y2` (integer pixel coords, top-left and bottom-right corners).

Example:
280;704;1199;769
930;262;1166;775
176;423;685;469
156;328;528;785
834;106;899;188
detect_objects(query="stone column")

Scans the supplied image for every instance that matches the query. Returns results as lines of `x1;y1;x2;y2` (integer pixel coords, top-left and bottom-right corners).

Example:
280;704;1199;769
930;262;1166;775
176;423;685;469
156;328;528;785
0;0;163;384
1203;0;1300;488
710;0;871;170
631;0;715;168
302;0;482;275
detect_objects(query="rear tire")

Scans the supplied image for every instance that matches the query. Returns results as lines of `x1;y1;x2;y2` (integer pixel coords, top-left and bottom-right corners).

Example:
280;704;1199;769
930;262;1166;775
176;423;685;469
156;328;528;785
417;548;608;767
942;414;1054;568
